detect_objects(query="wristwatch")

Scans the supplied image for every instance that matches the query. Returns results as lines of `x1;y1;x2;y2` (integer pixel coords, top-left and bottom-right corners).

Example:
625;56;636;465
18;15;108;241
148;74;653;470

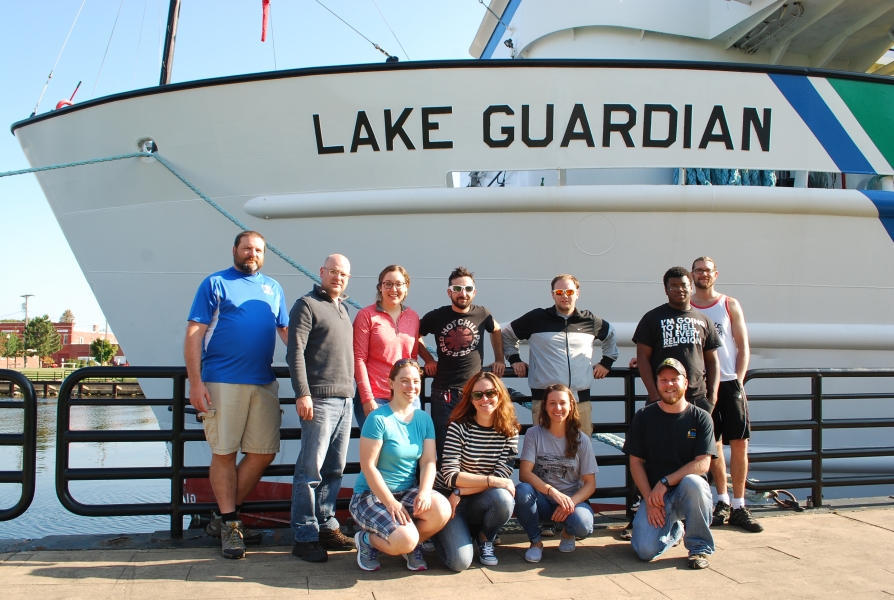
660;477;673;489
453;488;461;497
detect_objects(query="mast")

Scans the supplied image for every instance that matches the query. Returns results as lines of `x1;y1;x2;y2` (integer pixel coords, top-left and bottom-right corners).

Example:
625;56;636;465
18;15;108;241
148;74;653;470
159;0;182;86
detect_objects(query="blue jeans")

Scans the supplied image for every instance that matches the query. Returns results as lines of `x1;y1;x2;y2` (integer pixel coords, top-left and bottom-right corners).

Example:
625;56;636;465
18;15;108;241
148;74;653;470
432;487;514;571
631;474;715;560
430;388;462;464
514;482;594;543
291;396;352;542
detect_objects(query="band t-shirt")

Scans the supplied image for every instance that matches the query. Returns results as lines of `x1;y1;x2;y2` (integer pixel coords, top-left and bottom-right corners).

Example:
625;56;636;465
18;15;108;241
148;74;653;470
623;402;716;488
419;305;496;389
632;304;722;400
520;426;599;496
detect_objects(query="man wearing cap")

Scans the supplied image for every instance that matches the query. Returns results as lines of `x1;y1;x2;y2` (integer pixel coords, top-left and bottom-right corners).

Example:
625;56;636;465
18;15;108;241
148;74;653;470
623;358;716;569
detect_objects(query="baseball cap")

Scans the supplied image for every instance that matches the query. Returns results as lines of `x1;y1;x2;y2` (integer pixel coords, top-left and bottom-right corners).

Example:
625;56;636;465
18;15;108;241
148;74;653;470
656;358;687;378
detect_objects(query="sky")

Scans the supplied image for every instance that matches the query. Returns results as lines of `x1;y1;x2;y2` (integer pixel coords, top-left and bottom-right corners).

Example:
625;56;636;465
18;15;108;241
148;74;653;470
0;0;486;332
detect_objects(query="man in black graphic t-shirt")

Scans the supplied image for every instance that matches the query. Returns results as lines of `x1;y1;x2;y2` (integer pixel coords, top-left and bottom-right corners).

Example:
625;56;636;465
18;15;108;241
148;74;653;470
633;266;721;412
419;266;505;459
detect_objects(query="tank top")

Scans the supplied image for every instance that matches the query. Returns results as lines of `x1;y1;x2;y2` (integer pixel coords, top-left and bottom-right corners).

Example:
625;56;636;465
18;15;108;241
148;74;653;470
690;295;737;382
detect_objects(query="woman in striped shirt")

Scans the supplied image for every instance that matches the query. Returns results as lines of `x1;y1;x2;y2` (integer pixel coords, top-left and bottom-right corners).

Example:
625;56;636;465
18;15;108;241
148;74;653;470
432;371;519;570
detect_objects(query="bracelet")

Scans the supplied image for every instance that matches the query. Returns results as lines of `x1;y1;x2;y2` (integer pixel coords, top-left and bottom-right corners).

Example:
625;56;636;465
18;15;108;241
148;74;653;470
487;476;492;487
545;485;553;497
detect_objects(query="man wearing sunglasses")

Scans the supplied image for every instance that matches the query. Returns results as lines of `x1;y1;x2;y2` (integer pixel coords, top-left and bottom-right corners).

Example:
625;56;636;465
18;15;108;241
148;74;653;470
287;254;358;562
502;274;618;436
419;266;506;460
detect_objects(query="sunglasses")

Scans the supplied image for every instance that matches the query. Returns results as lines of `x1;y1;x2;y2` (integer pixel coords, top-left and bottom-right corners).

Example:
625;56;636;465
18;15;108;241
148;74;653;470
552;289;576;297
449;285;475;293
470;389;499;401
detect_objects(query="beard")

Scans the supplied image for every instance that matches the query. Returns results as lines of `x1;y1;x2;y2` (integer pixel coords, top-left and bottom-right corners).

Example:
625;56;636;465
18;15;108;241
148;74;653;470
451;296;471;309
693;278;711;290
235;257;262;274
659;390;685;405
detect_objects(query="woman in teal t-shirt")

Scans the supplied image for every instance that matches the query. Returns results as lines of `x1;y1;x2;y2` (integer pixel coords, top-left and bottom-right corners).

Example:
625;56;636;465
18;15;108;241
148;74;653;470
350;359;451;571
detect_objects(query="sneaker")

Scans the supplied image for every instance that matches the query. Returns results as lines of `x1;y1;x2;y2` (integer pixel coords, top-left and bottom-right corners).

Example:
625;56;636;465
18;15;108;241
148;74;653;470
292;540;328;563
355;532;380;571
524;545;543;563
220;520;246;560
206;510;263;545
402;545;428;571
688;553;710;569
477;540;498;566
421;539;436;553
711;501;731;527
540;523;557;537
492;535;502;546
729;507;764;533
320;527;356;550
558;535;575;553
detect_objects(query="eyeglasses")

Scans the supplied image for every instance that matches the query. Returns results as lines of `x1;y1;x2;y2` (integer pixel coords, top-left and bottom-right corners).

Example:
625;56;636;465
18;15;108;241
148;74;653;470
667;285;690;292
381;281;407;290
448;285;475;293
552;289;576;297
692;269;715;275
325;269;351;279
470;389;499;401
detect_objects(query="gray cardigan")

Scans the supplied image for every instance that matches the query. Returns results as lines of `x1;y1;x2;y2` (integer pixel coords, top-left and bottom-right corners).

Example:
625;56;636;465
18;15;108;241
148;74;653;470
287;285;355;399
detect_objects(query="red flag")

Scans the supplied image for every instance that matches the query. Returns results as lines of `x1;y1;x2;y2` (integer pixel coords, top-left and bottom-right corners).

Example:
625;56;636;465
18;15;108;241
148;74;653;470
261;0;270;42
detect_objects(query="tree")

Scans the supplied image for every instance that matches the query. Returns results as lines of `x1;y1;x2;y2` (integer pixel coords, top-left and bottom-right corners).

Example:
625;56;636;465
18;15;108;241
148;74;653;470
2;333;24;368
90;338;118;366
22;315;62;365
59;310;75;323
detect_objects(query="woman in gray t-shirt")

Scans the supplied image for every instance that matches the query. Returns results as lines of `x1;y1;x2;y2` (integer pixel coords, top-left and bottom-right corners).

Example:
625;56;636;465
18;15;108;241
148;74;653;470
516;383;598;563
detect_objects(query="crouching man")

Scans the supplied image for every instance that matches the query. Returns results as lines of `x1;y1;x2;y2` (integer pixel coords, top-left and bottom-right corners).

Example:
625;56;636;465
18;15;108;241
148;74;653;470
622;358;716;569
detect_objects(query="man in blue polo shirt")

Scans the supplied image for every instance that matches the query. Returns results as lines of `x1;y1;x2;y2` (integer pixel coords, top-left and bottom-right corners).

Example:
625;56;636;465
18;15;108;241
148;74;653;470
185;230;289;559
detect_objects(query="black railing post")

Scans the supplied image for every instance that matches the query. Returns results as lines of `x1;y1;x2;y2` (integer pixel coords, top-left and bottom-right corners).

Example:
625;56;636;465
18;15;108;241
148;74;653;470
624;370;637;518
170;372;186;538
811;373;823;507
0;370;37;521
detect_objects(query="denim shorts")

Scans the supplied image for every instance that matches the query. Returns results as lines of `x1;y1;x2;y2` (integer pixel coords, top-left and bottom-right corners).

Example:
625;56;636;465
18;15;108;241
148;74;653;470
349;487;419;540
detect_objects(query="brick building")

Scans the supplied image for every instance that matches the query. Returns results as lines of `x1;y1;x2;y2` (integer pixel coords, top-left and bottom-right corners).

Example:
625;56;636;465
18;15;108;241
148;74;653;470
0;321;125;368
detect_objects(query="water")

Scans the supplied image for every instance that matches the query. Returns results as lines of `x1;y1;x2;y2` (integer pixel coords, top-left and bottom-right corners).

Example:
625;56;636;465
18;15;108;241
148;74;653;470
0;395;179;540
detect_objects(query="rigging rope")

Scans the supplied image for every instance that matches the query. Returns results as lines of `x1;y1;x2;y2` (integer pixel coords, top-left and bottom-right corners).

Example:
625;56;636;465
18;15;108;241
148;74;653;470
313;0;394;59
371;0;410;60
92;0;128;99
31;0;88;117
476;0;511;31
132;0;149;88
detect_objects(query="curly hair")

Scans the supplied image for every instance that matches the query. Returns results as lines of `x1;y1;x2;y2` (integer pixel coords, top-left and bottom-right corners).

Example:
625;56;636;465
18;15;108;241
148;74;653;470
450;372;520;438
663;266;691;288
538;384;582;458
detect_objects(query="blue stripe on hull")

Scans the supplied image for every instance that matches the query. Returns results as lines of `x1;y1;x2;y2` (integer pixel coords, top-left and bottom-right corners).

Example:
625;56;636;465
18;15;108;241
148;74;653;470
861;189;894;243
769;74;875;175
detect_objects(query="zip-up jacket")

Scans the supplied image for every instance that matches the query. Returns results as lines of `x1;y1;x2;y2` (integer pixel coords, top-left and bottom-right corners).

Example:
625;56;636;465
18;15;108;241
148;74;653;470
502;306;617;400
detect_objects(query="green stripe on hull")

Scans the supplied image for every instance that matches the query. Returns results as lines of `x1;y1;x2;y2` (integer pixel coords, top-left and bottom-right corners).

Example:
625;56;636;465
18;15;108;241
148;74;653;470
829;78;894;170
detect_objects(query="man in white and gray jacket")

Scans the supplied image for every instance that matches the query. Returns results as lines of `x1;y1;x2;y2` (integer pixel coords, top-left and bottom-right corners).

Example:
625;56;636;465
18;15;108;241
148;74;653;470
502;274;618;435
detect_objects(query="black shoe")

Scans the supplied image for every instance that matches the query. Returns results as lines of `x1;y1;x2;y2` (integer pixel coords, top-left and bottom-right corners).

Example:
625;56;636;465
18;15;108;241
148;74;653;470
711;501;731;527
319;527;356;551
292;540;328;562
688;553;710;569
729;507;764;533
206;510;263;545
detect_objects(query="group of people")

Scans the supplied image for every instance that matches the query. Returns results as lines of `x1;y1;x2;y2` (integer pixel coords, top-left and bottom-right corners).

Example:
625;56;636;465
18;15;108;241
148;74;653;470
185;229;761;573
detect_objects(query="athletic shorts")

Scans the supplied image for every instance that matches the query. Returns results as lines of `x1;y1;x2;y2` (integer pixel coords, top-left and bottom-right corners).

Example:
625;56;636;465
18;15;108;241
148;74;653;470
202;381;282;455
689;395;715;414
712;380;751;443
349;487;419;540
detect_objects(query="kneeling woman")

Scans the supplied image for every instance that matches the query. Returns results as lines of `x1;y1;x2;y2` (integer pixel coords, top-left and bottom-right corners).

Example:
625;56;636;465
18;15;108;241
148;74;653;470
434;372;519;570
516;383;598;563
351;359;451;571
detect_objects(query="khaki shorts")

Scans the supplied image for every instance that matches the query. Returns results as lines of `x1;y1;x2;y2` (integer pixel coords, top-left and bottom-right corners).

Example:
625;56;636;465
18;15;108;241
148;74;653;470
531;399;593;436
202;381;282;455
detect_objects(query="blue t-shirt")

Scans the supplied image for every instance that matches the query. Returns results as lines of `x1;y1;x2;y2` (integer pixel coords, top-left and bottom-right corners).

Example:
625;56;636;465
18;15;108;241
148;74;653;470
354;405;435;494
187;266;288;384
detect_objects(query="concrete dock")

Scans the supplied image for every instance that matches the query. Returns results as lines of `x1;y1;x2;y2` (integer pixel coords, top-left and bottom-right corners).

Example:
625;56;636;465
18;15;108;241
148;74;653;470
1;503;891;599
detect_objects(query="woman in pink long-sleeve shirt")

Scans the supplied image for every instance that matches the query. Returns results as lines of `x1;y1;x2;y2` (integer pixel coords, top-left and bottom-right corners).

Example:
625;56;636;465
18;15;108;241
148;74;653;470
354;265;431;429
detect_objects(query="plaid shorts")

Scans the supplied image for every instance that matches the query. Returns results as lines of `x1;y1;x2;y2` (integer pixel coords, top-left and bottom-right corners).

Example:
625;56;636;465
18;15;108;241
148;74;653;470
349;488;419;540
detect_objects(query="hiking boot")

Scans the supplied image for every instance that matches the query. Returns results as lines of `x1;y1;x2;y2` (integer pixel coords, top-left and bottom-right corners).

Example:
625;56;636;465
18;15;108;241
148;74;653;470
688;553;710;569
292;540;328;563
540;523;557;537
319;527;356;551
711;501;731;527
729;507;764;532
355;532;380;571
220;520;246;560
402;544;428;571
206;510;263;545
477;540;498;566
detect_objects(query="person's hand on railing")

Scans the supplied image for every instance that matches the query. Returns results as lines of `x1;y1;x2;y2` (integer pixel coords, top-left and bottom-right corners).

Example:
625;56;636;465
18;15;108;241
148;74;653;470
489;361;506;377
423;361;438;377
512;361;528;378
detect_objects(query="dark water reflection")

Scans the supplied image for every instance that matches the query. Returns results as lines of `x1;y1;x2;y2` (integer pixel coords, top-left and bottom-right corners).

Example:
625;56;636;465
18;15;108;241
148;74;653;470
0;396;181;539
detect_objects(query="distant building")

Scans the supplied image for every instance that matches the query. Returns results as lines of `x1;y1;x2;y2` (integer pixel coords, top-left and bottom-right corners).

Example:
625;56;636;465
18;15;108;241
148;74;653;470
0;322;125;368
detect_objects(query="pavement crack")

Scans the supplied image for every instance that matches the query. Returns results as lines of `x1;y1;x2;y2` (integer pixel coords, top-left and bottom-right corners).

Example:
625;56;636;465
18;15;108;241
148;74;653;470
833;511;894;533
767;545;802;560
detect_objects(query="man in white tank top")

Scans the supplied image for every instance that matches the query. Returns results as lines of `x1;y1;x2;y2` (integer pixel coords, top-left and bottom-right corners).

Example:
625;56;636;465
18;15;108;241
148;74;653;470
690;257;763;533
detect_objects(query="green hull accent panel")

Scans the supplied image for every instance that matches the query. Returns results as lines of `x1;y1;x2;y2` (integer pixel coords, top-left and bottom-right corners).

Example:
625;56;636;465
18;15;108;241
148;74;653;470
829;78;894;170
